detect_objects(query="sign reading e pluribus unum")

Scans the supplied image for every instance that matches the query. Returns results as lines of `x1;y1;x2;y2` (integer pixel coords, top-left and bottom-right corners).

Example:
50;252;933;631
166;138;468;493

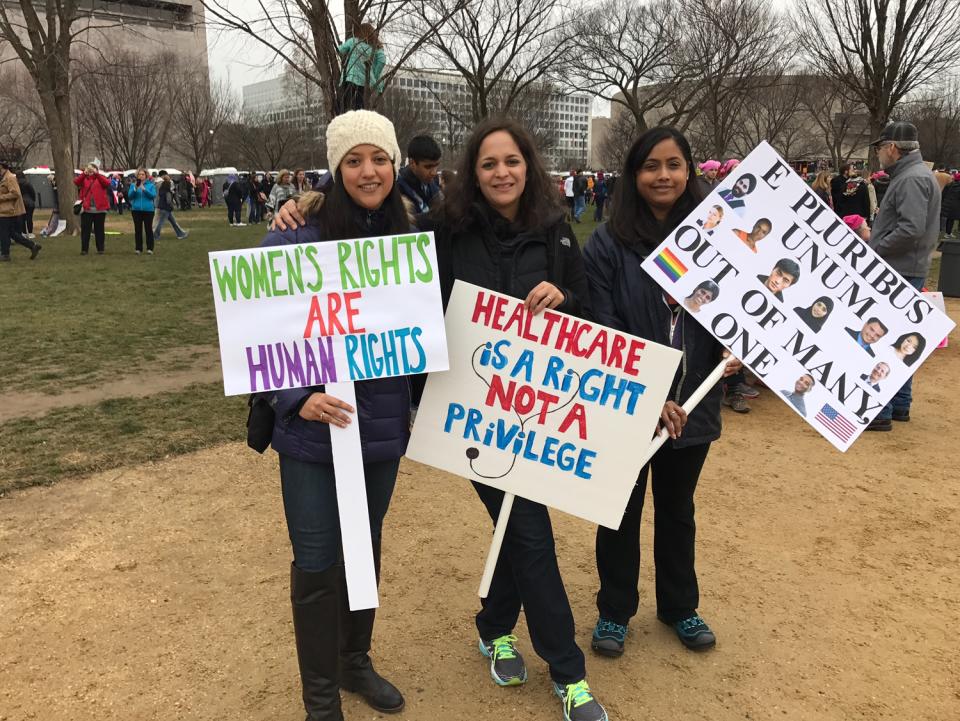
209;232;448;396
641;142;954;451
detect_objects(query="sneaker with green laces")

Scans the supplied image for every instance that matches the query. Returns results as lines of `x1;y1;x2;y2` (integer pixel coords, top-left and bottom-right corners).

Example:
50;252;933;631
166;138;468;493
478;634;527;686
553;679;608;721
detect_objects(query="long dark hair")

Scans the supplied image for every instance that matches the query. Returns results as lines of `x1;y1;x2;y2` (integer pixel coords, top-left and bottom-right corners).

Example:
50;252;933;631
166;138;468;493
313;168;409;241
609;126;704;252
442;116;562;231
891;331;926;367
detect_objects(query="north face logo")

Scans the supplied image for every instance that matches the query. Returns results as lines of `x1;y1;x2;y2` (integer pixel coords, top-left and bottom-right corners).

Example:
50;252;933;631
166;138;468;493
560;236;571;247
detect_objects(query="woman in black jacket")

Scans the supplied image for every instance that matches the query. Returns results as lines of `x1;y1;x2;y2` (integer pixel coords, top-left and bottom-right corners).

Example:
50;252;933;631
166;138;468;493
424;118;608;721
583;126;738;658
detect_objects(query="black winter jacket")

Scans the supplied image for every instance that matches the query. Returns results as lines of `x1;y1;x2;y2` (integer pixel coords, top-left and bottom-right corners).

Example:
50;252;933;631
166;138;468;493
942;180;960;218
582;223;723;448
425;203;589;318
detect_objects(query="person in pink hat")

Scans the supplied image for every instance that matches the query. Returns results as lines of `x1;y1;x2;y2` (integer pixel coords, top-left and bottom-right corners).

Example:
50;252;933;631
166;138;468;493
843;214;871;241
698;159;721;192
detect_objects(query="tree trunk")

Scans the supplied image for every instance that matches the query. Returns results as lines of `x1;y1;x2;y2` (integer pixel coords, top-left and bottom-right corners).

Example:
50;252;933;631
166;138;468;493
867;112;885;172
39;85;79;235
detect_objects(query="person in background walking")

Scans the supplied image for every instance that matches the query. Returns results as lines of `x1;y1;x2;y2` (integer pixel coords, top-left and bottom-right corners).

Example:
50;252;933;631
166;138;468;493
75;161;111;255
225;174;244;226
0;160;41;261
153;170;189;241
593;171;608;221
127;167;157;255
248;174;263;224
337;23;385;113
572;169;587;222
563;170;575;221
866;121;939;431
16;170;37;238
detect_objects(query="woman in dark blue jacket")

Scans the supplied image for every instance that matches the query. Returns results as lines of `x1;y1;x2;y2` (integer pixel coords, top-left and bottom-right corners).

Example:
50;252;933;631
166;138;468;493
260;110;409;721
583;127;738;658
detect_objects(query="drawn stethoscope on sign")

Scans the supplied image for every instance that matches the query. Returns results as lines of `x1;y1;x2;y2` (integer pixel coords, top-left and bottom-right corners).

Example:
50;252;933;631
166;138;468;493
466;341;582;480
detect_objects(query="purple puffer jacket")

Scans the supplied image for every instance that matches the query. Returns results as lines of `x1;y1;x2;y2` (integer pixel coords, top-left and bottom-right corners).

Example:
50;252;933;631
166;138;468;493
261;222;410;464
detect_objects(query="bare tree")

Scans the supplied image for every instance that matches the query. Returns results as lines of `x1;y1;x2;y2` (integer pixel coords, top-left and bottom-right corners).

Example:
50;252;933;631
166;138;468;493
795;0;960;169
414;0;571;123
898;77;960;168
202;0;463;120
796;72;872;168
600;111;640;171
680;0;784;159
377;84;433;155
71;51;176;170
169;72;236;175
568;0;688;132
0;2;121;232
0;67;49;167
223;114;315;171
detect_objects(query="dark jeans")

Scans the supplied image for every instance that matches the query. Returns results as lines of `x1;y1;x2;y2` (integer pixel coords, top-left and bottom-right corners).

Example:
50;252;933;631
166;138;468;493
593;198;605;222
473;482;585;685
23;207;35;234
340;82;365;113
80;212;106;253
947;217;959;236
131;210;155;251
248;199;261;223
227;200;241;225
279;455;399;573
877;275;926;420
596;442;711;625
0;216;35;256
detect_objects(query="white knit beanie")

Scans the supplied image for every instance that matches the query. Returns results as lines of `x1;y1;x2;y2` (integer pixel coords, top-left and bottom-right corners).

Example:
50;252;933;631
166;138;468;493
326;110;402;178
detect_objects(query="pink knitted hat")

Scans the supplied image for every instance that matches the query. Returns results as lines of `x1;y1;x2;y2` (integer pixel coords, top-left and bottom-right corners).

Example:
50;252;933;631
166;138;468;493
699;160;721;172
843;214;866;231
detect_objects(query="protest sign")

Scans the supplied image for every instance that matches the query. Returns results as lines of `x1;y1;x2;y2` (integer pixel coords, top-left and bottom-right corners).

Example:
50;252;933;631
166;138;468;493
209;232;448;610
407;280;681;530
209;232;447;396
641;142;955;451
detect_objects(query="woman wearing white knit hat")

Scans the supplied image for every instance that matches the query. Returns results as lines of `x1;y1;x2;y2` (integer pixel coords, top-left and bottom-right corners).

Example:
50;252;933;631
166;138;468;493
259;109;410;721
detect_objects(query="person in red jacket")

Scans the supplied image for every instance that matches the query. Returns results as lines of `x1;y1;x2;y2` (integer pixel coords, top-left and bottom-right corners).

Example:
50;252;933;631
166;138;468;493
74;162;112;254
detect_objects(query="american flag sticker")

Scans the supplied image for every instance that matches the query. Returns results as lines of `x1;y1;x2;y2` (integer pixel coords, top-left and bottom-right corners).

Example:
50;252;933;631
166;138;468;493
815;404;857;442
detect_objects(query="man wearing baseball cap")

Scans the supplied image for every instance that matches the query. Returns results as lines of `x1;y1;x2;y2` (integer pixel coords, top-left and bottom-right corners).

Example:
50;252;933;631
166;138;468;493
866;120;939;431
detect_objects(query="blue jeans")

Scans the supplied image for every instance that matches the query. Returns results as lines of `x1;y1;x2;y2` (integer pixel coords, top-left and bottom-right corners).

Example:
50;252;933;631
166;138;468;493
153;208;186;239
279;455;399;572
877;275;925;420
573;194;585;221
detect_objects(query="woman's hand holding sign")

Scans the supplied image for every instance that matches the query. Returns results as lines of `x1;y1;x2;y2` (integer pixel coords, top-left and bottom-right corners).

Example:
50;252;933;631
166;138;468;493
524;281;565;316
300;392;354;428
660;401;687;439
721;349;743;377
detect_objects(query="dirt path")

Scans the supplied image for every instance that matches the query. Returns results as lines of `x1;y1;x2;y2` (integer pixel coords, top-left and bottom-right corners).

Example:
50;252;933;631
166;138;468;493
1;331;958;721
0;346;222;422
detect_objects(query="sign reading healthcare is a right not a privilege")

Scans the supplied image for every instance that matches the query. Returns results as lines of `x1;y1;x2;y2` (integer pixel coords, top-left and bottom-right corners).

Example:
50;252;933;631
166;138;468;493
641;142;954;451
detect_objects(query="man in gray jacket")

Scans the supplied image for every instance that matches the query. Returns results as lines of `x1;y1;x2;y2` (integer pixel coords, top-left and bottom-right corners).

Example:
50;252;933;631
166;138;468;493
866;121;939;431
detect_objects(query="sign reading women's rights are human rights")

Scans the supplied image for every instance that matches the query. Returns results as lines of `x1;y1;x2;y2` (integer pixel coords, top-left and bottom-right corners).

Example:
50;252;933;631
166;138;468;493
641;142;955;451
209;232;448;396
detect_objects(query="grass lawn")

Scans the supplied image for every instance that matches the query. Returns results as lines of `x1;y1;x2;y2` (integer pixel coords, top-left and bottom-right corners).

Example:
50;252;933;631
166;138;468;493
1;208;268;395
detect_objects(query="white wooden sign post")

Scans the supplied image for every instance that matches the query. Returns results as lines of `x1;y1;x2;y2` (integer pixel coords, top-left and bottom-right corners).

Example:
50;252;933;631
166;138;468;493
209;232;448;609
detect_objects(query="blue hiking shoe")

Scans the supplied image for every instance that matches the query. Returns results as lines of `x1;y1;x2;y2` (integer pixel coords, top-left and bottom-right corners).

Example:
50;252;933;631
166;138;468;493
591;618;627;657
478;634;527;686
553;679;608;721
662;614;716;650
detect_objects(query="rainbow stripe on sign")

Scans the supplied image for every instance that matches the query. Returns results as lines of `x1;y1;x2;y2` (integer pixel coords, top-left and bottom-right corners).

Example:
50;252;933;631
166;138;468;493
815;403;857;442
653;247;688;282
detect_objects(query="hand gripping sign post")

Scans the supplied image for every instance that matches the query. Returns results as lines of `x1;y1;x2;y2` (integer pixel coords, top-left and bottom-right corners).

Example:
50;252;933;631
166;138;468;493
209;232;448;609
407;281;691;597
641;142;954;450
